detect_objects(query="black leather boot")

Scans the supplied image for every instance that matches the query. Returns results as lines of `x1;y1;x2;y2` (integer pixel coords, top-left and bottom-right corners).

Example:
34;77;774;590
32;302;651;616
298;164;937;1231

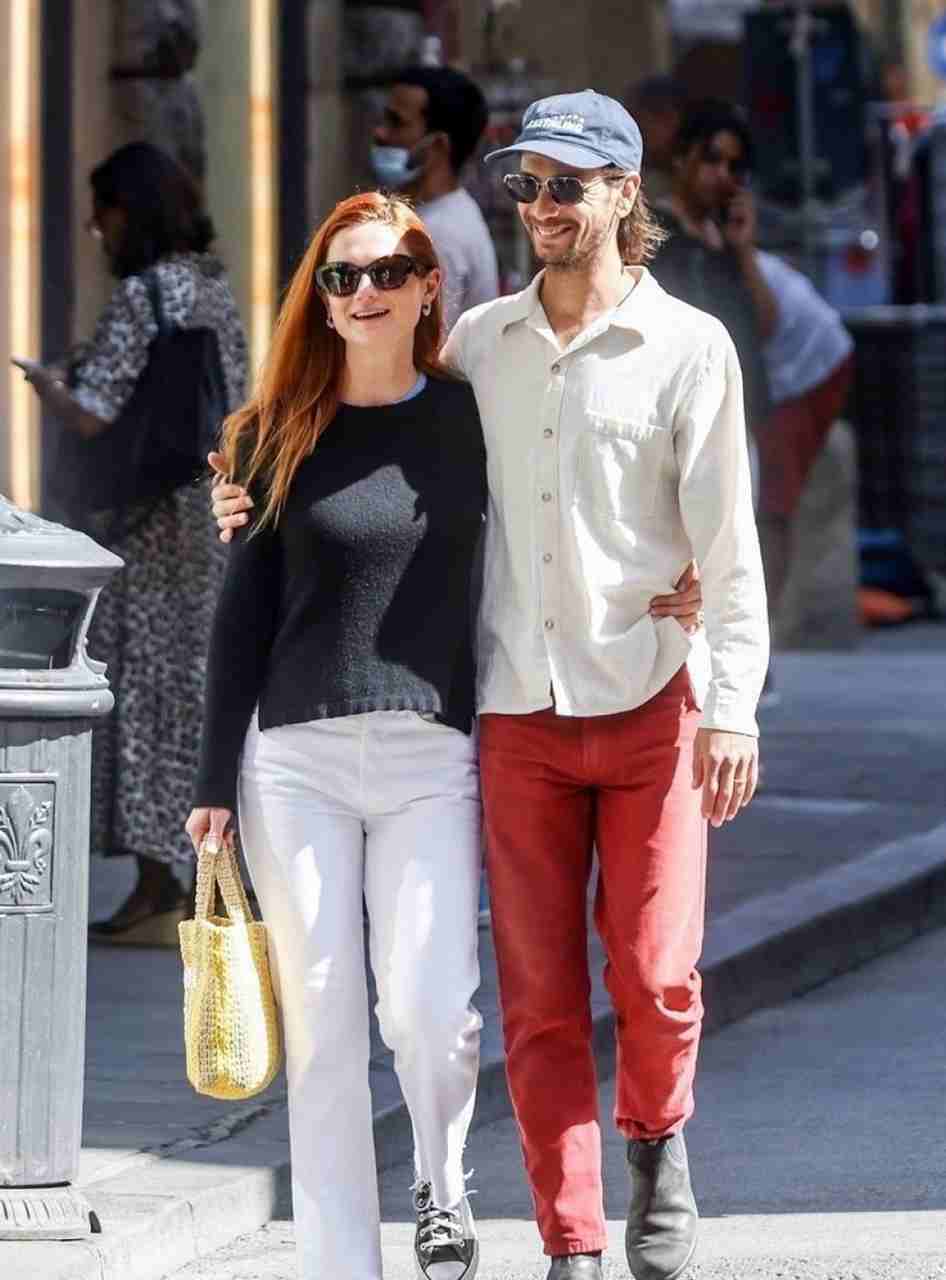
625;1133;698;1280
546;1253;603;1280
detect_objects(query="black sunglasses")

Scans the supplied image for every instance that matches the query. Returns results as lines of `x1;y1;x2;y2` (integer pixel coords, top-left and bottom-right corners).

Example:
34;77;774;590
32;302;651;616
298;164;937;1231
502;172;627;206
315;254;427;297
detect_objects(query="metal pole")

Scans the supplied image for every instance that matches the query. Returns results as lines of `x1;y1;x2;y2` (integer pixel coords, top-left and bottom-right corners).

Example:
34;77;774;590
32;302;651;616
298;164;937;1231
789;0;818;280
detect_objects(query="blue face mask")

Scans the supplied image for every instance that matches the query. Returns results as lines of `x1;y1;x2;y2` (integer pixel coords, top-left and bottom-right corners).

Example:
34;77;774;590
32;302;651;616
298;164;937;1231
369;139;430;189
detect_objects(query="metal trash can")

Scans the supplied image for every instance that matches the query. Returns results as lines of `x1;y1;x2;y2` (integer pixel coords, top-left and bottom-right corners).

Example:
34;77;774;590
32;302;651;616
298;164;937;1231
844;304;946;576
0;496;121;1240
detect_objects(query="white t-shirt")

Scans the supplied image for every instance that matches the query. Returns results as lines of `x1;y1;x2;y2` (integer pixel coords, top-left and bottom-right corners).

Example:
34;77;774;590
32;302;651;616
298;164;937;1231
418;188;499;330
758;250;854;405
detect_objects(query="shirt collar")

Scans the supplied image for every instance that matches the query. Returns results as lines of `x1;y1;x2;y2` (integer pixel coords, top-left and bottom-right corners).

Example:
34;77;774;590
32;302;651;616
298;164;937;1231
610;267;659;336
500;273;546;332
501;266;661;340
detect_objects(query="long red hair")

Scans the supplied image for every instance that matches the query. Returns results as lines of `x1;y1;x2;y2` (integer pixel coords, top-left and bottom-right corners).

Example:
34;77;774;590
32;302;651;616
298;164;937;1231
221;191;446;529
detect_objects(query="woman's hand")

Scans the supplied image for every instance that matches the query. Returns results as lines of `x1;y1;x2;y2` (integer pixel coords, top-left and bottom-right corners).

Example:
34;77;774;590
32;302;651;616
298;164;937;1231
12;356;108;438
649;561;704;633
11;356;47;384
208;451;253;544
185;806;233;855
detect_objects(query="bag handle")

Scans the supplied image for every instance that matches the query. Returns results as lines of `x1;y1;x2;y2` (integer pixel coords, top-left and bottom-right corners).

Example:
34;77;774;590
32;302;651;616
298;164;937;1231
144;268;170;337
195;837;254;924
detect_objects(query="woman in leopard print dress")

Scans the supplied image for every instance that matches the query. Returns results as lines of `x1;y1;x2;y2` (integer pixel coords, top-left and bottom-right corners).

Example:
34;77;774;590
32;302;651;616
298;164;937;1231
22;144;247;942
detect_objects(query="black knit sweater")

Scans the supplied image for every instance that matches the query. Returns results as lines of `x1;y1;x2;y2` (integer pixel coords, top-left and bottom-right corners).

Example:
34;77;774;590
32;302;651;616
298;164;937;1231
195;376;487;810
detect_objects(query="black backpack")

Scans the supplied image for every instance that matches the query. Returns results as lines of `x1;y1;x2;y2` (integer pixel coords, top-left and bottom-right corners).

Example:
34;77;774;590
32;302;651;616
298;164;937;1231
55;270;228;537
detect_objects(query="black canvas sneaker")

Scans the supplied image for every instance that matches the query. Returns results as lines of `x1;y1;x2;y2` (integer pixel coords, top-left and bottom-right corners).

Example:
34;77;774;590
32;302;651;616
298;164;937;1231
413;1179;479;1280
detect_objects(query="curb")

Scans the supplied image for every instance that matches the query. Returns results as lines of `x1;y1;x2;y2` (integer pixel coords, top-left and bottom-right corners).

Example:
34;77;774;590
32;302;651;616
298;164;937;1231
8;822;945;1280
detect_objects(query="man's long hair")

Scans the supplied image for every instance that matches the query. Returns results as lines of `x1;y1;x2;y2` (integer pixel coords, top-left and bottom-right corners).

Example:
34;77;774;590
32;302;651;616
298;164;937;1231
618;188;668;266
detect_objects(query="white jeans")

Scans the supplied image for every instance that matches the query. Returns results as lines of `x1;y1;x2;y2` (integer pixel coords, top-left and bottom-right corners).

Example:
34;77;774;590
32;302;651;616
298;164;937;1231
238;710;483;1280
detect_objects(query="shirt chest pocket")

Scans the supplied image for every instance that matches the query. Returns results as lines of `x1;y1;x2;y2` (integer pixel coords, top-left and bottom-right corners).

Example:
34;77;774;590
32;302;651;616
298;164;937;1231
574;413;667;523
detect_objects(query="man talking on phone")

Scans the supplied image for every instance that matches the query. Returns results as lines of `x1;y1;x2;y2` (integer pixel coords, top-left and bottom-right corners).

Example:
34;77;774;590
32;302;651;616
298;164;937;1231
651;98;782;699
650;99;776;444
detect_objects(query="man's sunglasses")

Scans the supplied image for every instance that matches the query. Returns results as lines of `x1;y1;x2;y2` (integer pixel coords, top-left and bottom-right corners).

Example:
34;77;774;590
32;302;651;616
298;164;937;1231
315;254;428;297
502;172;627;206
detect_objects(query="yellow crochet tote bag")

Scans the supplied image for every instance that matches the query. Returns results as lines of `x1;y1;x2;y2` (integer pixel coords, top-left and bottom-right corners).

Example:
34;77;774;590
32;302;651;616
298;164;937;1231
179;839;283;1100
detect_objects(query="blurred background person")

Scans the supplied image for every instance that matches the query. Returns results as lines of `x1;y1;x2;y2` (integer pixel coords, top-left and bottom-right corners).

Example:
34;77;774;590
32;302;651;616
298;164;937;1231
371;65;499;327
879;57;930;304
371;62;499;923
625;74;687;204
755;250;855;645
18;142;247;943
649;98;778;697
880;57;930;144
650;99;775;444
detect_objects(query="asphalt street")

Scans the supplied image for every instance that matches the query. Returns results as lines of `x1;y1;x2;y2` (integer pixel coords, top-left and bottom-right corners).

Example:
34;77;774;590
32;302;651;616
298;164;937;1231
163;925;946;1280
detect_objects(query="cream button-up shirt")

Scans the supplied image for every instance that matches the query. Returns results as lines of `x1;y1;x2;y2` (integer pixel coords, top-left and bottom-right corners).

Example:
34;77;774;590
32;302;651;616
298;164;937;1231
442;266;769;738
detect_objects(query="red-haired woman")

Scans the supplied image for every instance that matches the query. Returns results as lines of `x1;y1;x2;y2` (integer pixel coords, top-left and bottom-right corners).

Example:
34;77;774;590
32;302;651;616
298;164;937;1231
186;193;484;1280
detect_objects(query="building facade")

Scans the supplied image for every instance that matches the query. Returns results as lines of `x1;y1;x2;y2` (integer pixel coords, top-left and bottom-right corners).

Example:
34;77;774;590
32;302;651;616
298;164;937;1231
0;0;932;511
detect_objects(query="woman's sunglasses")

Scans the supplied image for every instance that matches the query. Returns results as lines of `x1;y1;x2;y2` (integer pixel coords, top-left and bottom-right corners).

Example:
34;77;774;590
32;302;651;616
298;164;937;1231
502;172;627;206
316;254;428;297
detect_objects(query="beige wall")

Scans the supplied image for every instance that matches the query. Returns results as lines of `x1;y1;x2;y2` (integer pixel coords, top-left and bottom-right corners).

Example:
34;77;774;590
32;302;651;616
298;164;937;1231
72;2;117;346
194;2;254;355
827;1;945;103
1;2;118;510
307;0;348;221
0;1;284;509
850;0;886;33
458;0;670;95
0;12;14;501
0;2;43;508
901;0;946;103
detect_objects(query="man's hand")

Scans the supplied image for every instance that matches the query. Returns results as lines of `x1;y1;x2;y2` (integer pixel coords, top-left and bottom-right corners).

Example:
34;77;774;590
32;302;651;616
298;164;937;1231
208;451;253;544
650;561;703;633
692;729;758;827
722;188;757;253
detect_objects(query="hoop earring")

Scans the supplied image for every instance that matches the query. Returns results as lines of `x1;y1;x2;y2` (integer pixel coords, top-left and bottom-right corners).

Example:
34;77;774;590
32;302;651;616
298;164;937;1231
422;302;432;317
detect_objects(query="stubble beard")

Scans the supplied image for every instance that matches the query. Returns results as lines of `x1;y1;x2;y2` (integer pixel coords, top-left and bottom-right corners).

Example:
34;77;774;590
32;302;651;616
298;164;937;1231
536;214;616;274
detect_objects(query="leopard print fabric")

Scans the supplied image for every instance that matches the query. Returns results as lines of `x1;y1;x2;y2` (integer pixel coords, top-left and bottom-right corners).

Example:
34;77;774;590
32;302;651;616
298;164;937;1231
88;485;228;865
79;254;248;866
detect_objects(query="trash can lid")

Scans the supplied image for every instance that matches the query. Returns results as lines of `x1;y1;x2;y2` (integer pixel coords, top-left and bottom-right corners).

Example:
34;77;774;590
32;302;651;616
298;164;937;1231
0;496;123;586
0;496;122;717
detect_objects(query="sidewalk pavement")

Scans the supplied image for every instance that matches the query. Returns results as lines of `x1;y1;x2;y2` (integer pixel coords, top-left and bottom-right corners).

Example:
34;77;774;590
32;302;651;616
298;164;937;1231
6;626;945;1280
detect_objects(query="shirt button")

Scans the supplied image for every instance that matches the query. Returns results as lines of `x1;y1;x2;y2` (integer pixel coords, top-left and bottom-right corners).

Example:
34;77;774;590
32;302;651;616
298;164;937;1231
543;553;552;564
543;428;554;438
544;618;555;630
541;491;553;503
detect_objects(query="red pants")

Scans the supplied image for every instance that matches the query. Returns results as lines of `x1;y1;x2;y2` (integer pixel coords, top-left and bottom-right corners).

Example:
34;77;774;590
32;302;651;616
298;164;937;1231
479;668;706;1256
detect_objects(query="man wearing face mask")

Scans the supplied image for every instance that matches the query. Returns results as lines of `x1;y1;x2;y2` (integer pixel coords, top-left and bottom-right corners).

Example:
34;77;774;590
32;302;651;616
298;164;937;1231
372;65;499;328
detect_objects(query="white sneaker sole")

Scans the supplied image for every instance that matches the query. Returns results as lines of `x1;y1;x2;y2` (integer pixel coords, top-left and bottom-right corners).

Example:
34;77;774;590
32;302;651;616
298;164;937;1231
414;1237;479;1280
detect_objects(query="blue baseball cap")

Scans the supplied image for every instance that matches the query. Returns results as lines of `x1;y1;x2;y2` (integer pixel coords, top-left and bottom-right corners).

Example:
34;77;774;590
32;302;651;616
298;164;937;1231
484;89;644;173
